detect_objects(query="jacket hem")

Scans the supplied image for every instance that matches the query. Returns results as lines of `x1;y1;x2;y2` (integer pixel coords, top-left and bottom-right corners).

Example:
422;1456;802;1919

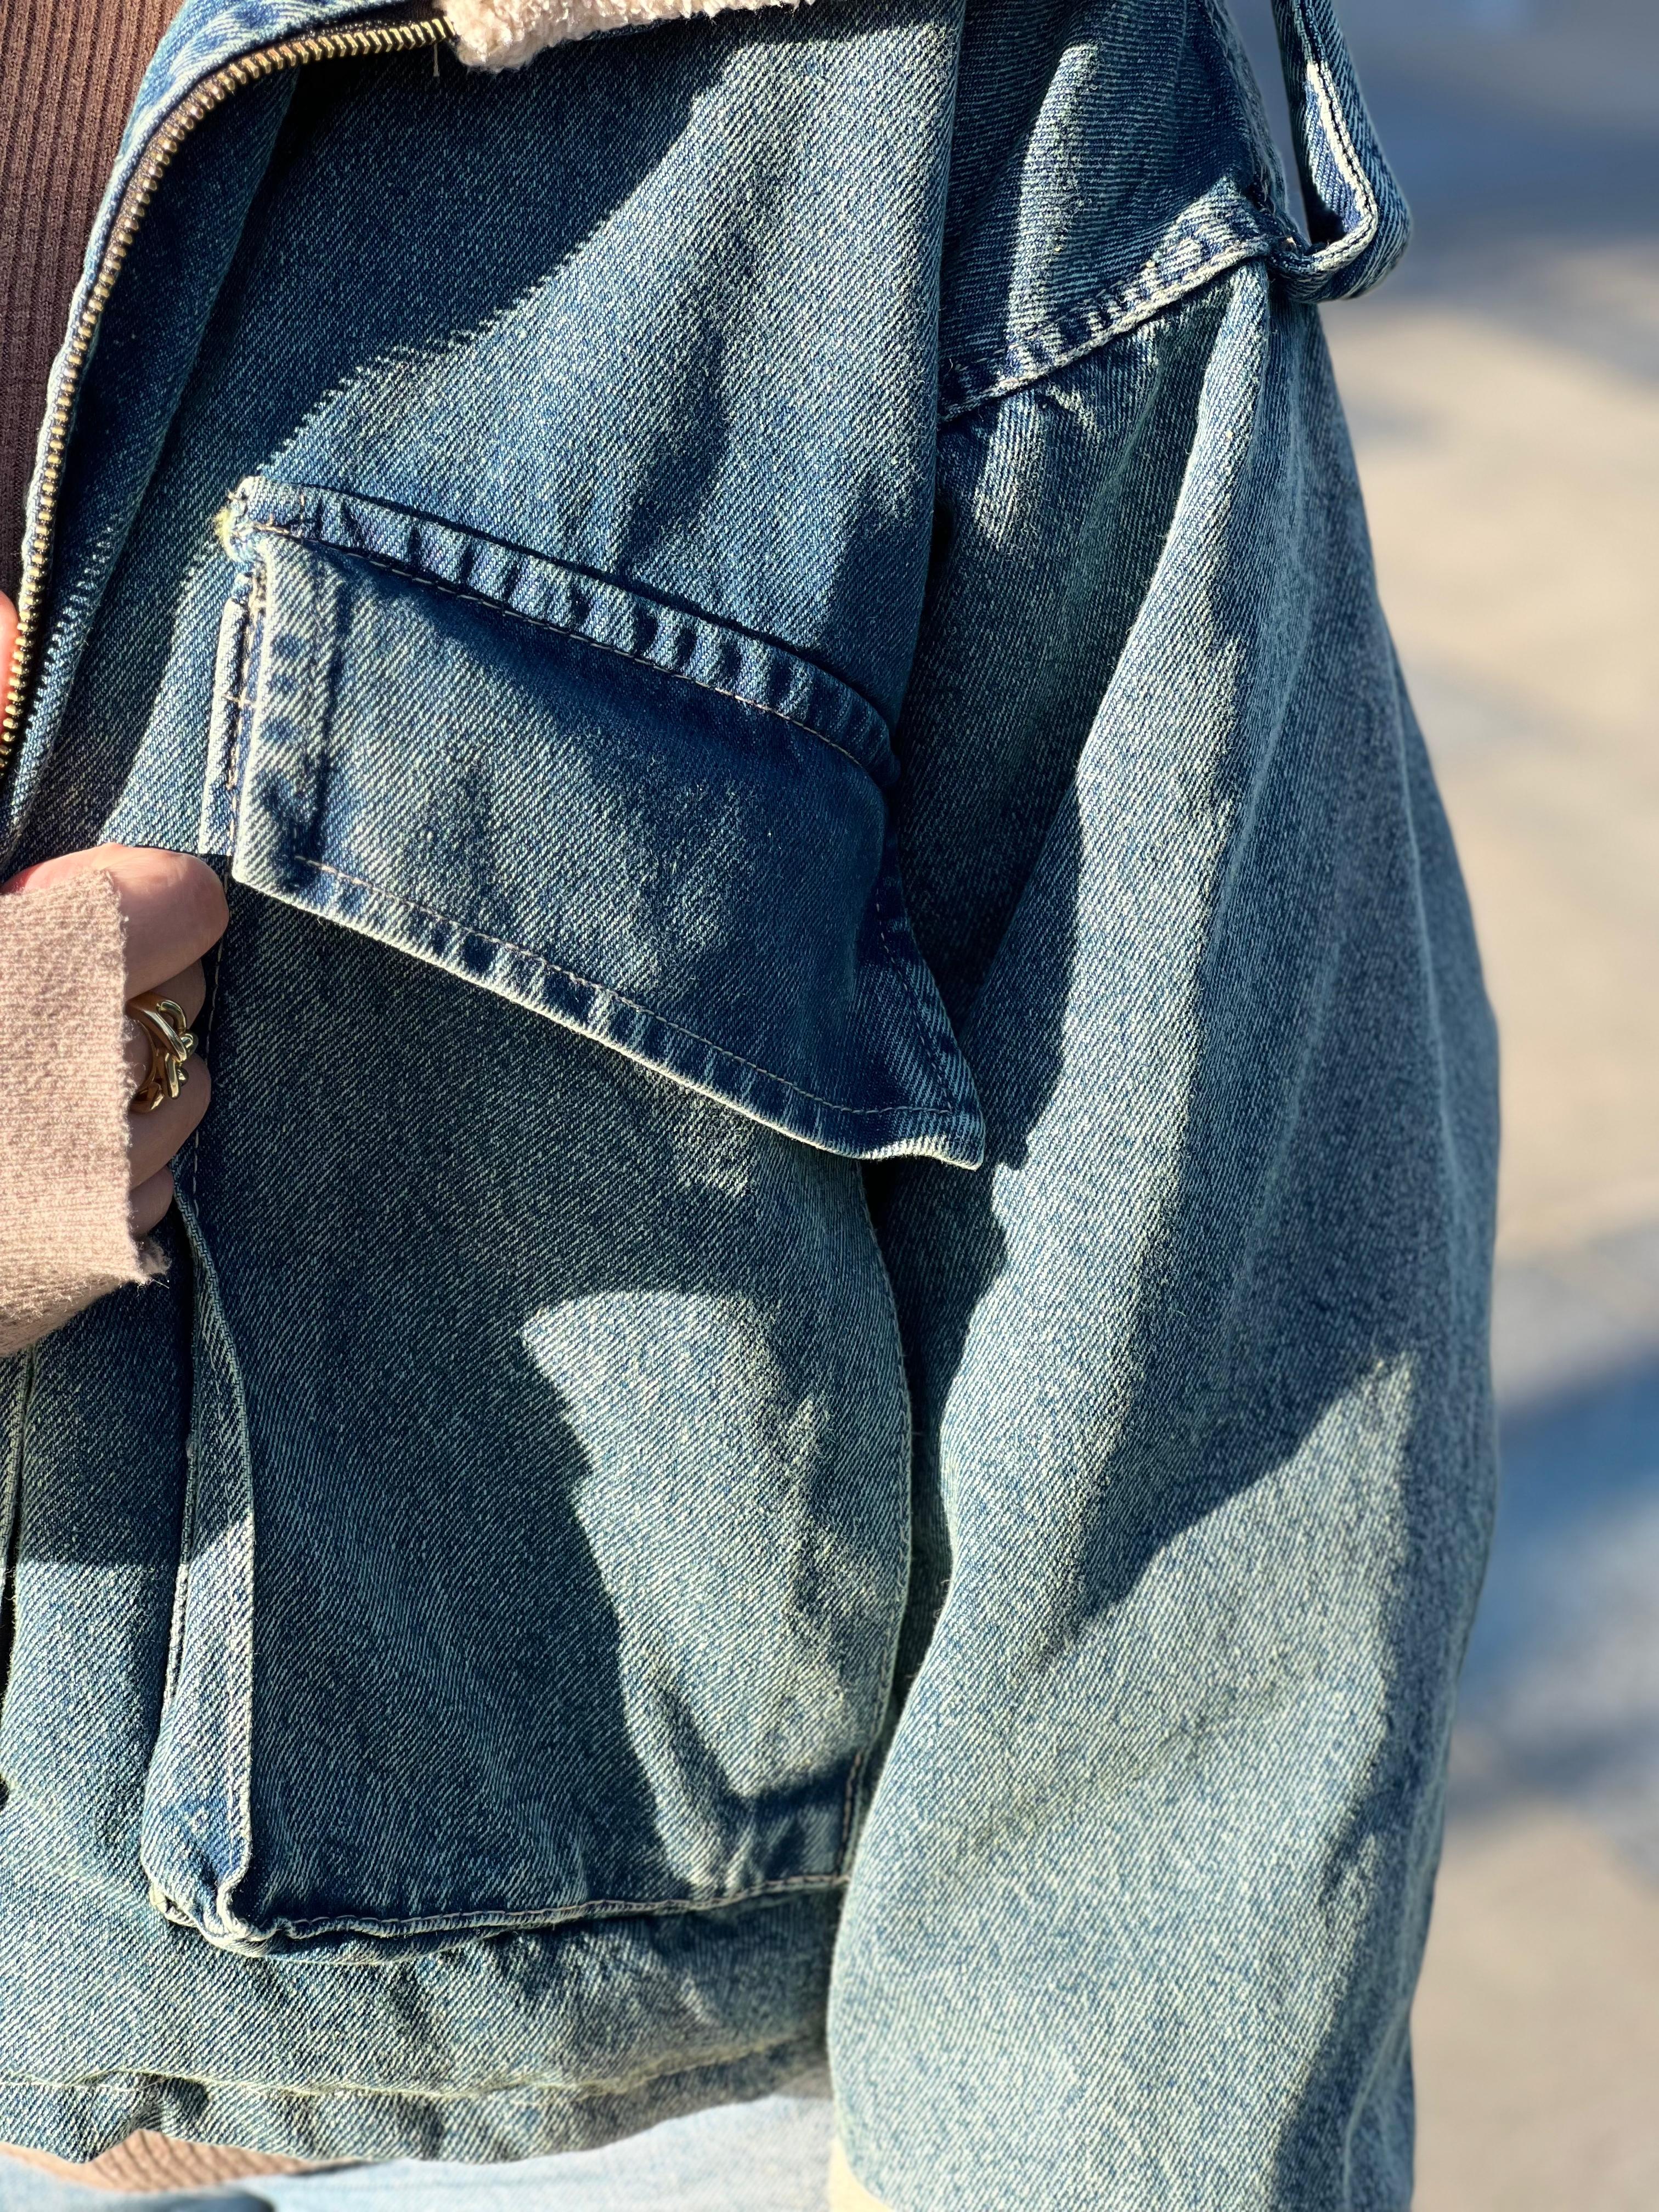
0;2032;829;2171
0;1885;839;2165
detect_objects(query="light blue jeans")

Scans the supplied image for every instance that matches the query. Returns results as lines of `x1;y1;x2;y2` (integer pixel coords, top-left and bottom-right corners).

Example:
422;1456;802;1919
0;2092;832;2211
0;0;1496;2203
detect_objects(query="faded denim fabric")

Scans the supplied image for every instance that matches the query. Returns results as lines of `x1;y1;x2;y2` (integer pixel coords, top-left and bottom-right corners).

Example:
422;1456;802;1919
0;0;1495;2207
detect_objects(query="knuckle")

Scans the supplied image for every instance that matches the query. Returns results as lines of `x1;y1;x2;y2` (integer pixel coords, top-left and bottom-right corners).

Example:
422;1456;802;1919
187;862;230;943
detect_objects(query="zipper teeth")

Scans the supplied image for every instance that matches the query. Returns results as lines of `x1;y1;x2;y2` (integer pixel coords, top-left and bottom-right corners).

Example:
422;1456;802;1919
0;9;450;783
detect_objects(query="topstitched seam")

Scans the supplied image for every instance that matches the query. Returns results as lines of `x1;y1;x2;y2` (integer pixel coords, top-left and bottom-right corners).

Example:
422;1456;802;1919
283;851;961;1131
246;1863;848;1947
938;226;1273;424
238;519;884;783
1297;61;1378;269
871;901;964;1110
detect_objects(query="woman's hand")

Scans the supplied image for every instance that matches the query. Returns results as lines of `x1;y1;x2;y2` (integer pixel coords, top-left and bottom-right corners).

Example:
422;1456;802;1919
0;593;228;1236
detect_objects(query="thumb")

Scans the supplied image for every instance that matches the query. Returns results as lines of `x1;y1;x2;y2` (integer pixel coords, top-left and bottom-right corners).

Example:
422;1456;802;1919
0;591;14;706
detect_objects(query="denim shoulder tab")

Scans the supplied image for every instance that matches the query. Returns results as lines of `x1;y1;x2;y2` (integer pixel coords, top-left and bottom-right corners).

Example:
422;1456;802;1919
1265;0;1411;302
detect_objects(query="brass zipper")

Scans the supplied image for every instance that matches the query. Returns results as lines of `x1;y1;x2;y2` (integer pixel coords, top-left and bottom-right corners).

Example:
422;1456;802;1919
0;8;451;786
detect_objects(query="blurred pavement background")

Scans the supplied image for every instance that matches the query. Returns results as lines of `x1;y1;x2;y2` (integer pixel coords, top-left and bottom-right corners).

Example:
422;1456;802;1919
1238;3;1659;2203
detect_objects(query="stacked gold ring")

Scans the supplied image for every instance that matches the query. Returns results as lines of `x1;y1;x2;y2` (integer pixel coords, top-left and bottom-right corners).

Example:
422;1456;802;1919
127;992;196;1114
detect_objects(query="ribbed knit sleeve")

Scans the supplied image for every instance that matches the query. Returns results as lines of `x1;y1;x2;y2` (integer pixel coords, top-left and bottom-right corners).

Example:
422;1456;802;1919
0;870;159;1356
0;0;181;598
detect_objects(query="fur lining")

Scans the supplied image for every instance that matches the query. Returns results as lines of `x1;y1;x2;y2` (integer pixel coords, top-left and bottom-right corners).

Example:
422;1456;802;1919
445;0;809;70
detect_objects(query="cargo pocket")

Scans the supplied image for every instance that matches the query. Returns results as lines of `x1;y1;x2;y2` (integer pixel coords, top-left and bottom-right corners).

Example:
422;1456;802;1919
139;477;979;1954
195;478;981;1167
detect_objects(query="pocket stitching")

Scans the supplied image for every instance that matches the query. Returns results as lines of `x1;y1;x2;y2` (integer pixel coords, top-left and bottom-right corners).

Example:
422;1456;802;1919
262;528;879;781
282;850;967;1133
229;488;891;783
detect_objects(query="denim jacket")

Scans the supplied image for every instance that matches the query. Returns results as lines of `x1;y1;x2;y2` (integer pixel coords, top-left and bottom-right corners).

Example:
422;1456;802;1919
0;2;1497;2207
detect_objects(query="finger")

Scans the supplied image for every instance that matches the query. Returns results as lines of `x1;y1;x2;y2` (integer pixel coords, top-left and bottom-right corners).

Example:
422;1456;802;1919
129;1168;174;1240
128;1054;212;1188
0;591;15;702
122;962;208;1091
4;846;227;992
116;851;228;997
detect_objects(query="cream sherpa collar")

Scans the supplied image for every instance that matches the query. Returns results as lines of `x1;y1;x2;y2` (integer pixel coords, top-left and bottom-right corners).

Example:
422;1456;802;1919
445;0;808;70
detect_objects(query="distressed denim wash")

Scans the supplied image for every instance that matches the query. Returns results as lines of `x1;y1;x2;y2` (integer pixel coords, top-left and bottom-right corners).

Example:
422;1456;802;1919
0;0;1498;2205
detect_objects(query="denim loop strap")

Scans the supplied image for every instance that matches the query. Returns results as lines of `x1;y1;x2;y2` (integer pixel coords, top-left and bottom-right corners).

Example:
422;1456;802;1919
1266;0;1411;301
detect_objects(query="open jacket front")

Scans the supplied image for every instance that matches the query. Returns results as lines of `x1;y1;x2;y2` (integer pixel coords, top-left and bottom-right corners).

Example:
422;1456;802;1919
0;2;1498;2207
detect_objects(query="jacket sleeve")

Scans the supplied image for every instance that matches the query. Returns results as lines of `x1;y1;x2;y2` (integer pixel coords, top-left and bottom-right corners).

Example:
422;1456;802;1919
825;256;1499;2211
0;870;157;1358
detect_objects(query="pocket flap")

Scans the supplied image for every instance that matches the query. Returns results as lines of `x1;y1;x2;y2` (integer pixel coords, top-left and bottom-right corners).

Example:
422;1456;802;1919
203;479;983;1168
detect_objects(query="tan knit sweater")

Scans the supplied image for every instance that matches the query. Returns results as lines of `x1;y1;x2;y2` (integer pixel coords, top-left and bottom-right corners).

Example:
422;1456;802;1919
0;0;182;600
0;870;160;1356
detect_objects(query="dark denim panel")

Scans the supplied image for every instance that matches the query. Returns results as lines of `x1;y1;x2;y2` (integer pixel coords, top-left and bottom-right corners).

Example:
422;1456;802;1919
13;1;962;863
3;0;454;851
0;80;296;863
0;1224;192;1857
138;868;916;1946
258;2;963;731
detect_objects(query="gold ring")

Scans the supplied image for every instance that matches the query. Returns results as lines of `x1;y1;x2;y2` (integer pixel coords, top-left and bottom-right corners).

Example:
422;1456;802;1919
127;992;196;1114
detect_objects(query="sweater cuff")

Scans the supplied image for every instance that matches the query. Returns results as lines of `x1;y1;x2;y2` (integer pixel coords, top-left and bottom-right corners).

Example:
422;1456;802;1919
0;868;162;1357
